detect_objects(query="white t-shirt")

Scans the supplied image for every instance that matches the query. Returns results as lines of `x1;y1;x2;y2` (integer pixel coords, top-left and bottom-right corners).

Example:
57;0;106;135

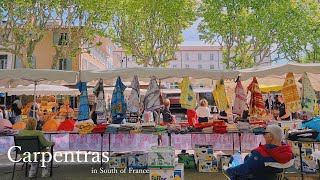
196;106;210;118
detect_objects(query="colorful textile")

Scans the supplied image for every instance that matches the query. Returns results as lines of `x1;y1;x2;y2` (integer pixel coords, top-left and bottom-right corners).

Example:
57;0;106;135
57;119;75;131
0;119;12;130
75;122;96;134
212;79;229;111
12;121;26;130
178;77;196;110
282;73;301;112
94;79;107;121
247;77;266;118
42;118;60;131
314;99;319;115
233;78;247;115
127;75;140;113
301;73;315;113
76;82;90;121
143;76;163;111
111;77;127;123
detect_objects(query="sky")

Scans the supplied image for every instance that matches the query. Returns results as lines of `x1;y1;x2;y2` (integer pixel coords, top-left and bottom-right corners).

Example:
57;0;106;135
182;20;289;65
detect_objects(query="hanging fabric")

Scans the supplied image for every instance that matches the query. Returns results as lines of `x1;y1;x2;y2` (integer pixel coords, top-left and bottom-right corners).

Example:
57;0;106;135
94;79;107;121
247;77;266;118
301;73;315;113
75;81;90;121
178;77;196;110
111;77;127;124
143;76;163;111
212;79;229;111
127;75;140;113
282;72;301;112
233;77;247;115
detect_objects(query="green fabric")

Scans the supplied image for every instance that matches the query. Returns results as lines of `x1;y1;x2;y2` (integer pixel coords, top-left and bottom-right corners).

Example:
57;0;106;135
18;130;53;148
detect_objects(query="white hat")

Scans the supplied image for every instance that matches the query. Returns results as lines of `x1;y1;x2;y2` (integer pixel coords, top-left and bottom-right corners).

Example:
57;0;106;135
262;125;283;141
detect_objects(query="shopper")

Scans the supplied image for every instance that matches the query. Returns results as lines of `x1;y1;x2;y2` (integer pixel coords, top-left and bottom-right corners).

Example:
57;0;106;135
161;99;175;124
218;110;229;122
90;103;98;124
27;104;41;130
18;117;55;178
196;99;210;123
11;101;22;123
226;125;294;179
277;95;290;121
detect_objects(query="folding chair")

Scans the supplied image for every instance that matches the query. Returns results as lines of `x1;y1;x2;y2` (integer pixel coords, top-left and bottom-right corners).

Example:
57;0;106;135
11;136;53;180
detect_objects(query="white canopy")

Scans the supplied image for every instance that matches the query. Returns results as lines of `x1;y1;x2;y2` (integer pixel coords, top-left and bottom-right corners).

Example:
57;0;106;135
0;69;77;87
3;84;80;96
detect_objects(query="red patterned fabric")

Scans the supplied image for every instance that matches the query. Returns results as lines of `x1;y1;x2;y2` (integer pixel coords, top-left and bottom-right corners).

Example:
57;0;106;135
187;109;198;126
247;77;266;118
57;119;75;131
92;124;109;133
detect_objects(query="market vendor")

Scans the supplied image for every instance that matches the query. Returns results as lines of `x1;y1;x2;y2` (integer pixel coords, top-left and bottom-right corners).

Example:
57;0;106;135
196;99;210;123
276;96;290;121
226;125;294;179
161;99;175;124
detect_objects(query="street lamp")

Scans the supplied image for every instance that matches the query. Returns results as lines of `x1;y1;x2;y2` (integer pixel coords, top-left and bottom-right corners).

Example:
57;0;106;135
121;55;136;68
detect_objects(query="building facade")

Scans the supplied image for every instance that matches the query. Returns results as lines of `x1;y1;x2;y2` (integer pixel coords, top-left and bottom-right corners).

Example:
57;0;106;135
0;29;117;71
113;44;271;70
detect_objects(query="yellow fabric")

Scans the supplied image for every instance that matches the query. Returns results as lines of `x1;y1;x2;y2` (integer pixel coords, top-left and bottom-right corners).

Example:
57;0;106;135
259;84;282;93
75;122;96;134
42;117;60;131
212;79;229;111
282;72;301;112
314;98;319;115
12;121;26;130
178;77;196;110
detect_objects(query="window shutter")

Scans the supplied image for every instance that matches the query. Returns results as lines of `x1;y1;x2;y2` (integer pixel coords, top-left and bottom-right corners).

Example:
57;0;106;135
66;58;72;70
53;32;58;44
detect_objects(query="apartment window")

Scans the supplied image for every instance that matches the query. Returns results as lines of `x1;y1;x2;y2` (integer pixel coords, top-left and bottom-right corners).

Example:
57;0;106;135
185;64;189;68
57;58;72;70
198;64;202;69
0;55;8;69
169;82;179;89
210;65;215;69
53;32;68;45
186;53;189;61
172;65;177;68
198;53;202;61
210;53;214;61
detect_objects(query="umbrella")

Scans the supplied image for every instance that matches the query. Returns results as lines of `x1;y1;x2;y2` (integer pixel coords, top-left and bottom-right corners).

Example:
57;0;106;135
111;77;127;123
233;77;247;115
301;73;315;113
127;75;140;113
247;77;266;118
178;77;196;110
94;79;107;121
143;76;163;111
76;82;90;121
212;79;229;111
282;72;301;112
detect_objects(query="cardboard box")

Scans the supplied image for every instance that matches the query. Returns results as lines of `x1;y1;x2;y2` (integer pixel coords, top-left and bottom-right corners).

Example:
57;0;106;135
148;146;175;168
174;163;184;180
128;152;148;169
194;144;214;161
149;168;174;180
197;159;218;173
109;153;128;169
294;159;318;174
217;155;231;171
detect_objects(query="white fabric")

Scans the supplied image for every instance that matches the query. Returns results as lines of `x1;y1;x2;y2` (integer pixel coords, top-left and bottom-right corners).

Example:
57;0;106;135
127;75;140;113
264;159;294;169
196;106;210;118
4;84;80;96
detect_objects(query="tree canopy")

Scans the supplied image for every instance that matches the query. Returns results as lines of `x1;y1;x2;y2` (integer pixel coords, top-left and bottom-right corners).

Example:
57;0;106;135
109;0;196;67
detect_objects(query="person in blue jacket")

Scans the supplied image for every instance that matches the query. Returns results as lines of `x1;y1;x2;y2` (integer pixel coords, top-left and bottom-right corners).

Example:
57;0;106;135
226;125;294;180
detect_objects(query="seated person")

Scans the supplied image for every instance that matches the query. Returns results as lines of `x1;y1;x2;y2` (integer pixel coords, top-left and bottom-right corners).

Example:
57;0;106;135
196;99;210;123
218;110;229;122
277;96;290;121
17;117;55;177
226;125;294;180
161;99;175;124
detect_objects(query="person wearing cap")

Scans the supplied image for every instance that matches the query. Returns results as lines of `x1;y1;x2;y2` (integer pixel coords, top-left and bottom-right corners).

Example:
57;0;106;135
226;125;294;180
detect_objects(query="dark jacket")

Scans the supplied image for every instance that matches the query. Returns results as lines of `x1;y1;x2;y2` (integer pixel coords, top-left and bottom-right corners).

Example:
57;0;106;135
226;144;294;180
162;107;173;123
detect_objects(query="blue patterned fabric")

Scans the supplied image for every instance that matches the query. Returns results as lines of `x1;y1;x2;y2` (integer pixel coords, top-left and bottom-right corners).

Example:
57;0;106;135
111;77;127;124
302;116;320;140
76;82;90;121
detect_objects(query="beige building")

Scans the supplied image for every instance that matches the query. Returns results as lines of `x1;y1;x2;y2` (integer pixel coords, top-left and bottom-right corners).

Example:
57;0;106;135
0;28;117;71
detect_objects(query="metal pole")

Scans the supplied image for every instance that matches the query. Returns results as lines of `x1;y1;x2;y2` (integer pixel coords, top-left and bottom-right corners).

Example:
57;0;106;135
33;81;37;118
